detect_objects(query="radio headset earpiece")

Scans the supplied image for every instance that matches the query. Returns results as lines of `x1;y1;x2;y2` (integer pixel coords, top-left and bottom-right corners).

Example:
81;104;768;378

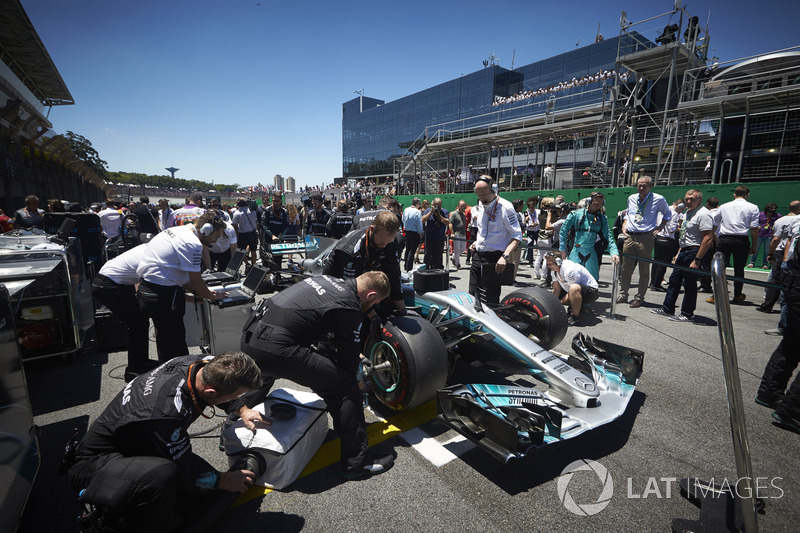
199;215;221;237
555;257;563;266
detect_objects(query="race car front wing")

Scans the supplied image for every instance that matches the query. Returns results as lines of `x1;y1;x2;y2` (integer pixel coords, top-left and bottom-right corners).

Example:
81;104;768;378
437;333;644;463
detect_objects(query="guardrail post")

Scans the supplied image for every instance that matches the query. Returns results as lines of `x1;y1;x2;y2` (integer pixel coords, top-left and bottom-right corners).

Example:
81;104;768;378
672;252;759;532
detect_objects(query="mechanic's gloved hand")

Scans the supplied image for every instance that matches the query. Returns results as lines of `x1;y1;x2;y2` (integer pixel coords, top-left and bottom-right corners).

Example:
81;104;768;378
370;315;384;339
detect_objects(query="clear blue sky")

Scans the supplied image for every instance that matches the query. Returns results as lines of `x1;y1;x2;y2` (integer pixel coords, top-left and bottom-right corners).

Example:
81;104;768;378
22;0;800;189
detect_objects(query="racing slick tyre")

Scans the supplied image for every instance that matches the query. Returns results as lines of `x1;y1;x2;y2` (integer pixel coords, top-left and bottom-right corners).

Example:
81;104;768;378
499;287;568;350
367;315;448;411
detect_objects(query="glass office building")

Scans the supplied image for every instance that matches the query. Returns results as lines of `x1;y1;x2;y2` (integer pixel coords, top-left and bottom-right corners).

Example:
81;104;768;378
342;33;653;179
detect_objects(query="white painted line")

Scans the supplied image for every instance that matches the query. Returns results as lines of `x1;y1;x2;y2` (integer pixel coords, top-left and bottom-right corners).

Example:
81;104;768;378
401;427;475;467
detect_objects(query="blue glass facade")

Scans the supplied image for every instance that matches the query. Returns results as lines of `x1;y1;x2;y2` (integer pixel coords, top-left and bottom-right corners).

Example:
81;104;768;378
342;33;654;179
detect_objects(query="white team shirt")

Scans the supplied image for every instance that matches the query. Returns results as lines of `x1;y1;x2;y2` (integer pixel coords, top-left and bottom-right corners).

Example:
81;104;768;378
771;214;797;253
554;259;598;291
98;207;122;238
98;244;147;285
656;207;682;239
136;225;202;286
716;198;759;236
473;195;523;253
209;225;237;254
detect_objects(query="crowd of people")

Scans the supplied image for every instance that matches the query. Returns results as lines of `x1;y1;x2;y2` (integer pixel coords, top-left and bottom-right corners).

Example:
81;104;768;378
6;179;798;532
492;69;631;107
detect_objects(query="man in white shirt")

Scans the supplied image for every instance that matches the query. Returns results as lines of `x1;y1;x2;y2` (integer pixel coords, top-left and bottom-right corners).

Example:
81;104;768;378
136;212;228;362
710;185;759;304
618;176;672;308
544;252;599;327
469;176;522;304
402;198;424;272
98;199;123;242
231;198;259;269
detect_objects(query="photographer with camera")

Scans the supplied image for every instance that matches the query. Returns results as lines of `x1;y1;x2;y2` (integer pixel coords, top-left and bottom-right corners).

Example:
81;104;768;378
421;197;449;269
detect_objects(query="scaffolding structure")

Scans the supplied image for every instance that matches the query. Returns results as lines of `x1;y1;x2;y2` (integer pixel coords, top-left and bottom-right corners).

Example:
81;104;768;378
394;5;800;195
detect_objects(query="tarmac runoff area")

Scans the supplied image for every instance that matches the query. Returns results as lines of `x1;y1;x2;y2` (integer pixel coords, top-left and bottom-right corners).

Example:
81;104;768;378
20;261;799;533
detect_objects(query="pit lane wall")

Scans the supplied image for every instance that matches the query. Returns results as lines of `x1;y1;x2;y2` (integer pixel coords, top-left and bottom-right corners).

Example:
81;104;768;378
390;181;800;217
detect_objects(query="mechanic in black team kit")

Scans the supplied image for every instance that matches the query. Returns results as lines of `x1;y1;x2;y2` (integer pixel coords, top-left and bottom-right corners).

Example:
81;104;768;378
305;193;331;236
69;352;262;532
237;272;394;478
323;210;407;337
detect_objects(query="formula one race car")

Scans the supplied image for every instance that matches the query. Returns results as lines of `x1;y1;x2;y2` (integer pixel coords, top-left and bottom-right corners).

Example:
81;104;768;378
285;243;645;463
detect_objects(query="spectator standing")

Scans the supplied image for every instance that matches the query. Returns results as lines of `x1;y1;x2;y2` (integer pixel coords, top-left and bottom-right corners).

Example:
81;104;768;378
157;198;175;230
173;193;206;226
749;203;781;269
469;176;522;304
523;196;540;266
707;186;759;304
650;190;714;322
449;200;467;269
757;200;799;314
650;199;685;291
421;198;449;269
14;194;45;230
231;198;259;270
698;197;720;294
617;177;671;308
133;196;160;235
98;199;123;242
533;197;555;280
402;199;423;272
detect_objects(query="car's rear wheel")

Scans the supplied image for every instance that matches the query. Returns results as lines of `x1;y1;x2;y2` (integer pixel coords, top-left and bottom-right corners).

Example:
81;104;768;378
499;287;568;350
367;315;448;411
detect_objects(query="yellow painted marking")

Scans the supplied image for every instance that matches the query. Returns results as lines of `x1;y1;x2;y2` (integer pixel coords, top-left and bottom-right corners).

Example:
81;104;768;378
233;400;437;505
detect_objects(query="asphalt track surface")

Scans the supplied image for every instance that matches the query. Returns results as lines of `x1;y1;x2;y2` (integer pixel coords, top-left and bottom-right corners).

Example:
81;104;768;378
19;260;799;532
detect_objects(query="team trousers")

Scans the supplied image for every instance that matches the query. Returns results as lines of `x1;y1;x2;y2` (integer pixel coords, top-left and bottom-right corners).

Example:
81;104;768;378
138;280;188;362
92;275;150;370
240;323;368;471
716;234;751;298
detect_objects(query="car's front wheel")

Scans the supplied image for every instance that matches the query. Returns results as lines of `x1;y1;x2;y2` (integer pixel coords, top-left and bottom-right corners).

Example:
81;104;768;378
366;315;448;411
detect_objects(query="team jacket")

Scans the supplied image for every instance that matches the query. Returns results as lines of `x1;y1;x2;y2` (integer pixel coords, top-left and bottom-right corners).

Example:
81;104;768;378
75;356;221;492
261;206;289;239
305;208;332;236
256;276;364;373
322;227;402;302
326;211;354;238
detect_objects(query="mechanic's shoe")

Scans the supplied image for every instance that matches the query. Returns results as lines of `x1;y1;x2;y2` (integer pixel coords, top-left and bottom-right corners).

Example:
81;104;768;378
616;296;628;304
731;294;747;304
698;286;712;293
567;314;581;327
669;313;695;323
755;305;773;313
771;411;800;433
343;454;395;480
706;296;715;304
629;299;643;308
650;308;673;317
764;328;784;336
77;503;125;533
755;394;783;409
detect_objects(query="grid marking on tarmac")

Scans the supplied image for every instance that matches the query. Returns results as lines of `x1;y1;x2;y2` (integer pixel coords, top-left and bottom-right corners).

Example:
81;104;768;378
400;427;474;467
233;400;438;505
